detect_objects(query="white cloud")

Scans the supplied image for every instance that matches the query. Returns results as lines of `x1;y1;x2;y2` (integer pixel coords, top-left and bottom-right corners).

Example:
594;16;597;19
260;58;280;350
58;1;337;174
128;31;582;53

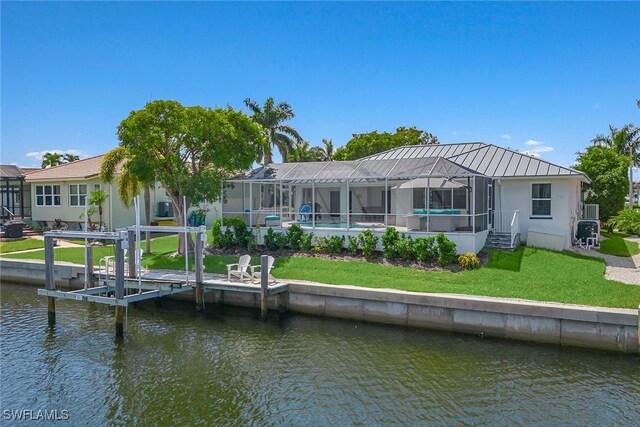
520;150;540;158
519;140;554;158
530;146;554;154
501;134;511;140
26;149;88;162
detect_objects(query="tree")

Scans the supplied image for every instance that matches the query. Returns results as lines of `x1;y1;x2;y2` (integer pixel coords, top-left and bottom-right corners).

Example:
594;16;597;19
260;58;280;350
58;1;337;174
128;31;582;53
321;138;334;161
41;152;63;168
592;124;640;209
88;189;109;230
116;100;264;254
574;145;630;231
100;146;155;253
41;152;80;168
333;126;439;160
244;97;303;165
63;153;80;163
289;141;326;162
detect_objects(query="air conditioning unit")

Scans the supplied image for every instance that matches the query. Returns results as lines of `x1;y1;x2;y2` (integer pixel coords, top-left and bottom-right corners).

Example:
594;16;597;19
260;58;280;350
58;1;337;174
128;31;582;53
157;201;172;218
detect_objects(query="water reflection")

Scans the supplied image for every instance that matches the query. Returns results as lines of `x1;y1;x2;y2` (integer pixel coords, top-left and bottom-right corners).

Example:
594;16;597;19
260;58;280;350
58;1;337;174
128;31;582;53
1;282;639;425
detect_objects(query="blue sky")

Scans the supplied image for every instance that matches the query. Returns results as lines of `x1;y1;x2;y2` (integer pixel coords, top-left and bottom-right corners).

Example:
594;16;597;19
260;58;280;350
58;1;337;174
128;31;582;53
2;2;639;168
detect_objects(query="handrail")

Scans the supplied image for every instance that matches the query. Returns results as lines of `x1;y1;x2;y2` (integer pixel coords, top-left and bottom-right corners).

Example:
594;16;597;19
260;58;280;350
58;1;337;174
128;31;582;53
510;211;519;247
1;205;15;219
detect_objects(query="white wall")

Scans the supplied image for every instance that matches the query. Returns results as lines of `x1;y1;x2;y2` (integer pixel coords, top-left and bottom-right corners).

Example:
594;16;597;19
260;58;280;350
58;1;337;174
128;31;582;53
498;177;583;249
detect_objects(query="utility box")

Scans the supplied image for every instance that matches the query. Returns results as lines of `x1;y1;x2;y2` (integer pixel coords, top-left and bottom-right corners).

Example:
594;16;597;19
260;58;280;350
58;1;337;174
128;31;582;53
4;221;25;238
157;201;172;218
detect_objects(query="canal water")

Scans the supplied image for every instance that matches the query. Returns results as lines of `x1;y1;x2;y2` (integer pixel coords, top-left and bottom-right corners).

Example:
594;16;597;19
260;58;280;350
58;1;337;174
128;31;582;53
1;282;639;425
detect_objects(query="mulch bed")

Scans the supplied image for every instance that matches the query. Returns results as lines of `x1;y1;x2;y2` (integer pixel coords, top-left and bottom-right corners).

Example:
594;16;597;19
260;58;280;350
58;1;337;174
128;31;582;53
206;246;489;273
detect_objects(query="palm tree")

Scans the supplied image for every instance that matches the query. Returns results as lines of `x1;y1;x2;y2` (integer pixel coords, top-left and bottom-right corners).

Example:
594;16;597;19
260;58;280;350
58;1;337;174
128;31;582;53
244;97;303;164
100;146;155;253
321;138;334;161
88;189;109;230
63;153;79;163
41;152;63;168
593;124;640;209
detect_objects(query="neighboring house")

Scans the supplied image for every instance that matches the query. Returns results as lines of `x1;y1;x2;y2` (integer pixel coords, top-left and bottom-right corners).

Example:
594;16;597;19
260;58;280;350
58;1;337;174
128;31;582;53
25;155;222;230
0;164;37;223
222;142;597;253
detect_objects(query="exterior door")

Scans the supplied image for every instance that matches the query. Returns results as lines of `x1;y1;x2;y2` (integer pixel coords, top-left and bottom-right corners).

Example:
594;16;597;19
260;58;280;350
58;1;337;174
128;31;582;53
330;191;340;217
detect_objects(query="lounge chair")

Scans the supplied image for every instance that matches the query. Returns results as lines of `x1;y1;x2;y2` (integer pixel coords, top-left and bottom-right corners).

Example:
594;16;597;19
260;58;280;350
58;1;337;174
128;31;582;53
227;254;252;282
250;255;276;284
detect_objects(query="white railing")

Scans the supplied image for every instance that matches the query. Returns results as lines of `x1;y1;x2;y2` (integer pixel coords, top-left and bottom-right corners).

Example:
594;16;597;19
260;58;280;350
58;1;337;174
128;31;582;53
493;210;517;234
493;210;519;247
583;204;599;220
510;211;519;247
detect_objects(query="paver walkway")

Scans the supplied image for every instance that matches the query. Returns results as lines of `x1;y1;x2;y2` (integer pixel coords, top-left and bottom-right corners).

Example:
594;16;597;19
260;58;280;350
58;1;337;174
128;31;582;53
568;235;640;285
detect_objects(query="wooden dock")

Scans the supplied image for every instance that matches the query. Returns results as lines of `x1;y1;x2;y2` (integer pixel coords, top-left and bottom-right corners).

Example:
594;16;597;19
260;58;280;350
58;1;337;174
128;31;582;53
39;227;287;338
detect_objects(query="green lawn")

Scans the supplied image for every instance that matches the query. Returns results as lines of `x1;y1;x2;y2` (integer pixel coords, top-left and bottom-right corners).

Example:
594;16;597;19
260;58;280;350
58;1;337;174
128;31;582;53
0;238;44;254
272;247;640;309
4;236;639;309
599;232;640;257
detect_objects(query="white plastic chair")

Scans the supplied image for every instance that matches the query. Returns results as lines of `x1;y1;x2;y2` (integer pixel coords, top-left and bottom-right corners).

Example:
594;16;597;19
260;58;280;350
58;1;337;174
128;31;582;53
250;256;276;284
99;249;144;280
227;254;252;282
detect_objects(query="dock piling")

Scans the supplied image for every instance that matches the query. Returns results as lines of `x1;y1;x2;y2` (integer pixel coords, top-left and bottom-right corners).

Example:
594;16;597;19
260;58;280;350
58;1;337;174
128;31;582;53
115;232;126;337
45;235;56;326
260;255;269;320
194;229;204;311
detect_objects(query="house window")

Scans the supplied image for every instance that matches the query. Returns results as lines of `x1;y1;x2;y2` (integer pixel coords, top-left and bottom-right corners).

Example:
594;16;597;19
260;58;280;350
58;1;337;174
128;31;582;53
413;188;426;209
430;189;452;209
532;183;551;217
35;185;61;207
69;184;88;207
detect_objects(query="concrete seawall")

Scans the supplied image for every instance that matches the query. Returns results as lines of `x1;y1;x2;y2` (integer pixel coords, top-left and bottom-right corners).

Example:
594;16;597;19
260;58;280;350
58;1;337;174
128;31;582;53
2;258;638;354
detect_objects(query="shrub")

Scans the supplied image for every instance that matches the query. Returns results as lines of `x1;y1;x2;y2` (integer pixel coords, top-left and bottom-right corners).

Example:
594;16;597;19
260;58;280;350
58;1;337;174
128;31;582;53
395;234;414;260
287;224;305;250
300;232;314;251
357;229;378;258
412;236;437;262
436;233;457;266
610;208;640;235
312;236;328;253
327;235;345;254
347;236;359;255
381;227;400;259
264;228;287;251
458;252;480;270
212;216;252;248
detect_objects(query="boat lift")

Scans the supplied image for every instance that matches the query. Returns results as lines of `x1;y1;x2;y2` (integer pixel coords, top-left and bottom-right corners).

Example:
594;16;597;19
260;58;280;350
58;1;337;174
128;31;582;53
37;224;207;337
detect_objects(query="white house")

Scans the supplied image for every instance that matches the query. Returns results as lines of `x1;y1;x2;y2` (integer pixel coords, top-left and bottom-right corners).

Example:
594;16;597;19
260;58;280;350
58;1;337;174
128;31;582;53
25;155;221;230
222;142;596;253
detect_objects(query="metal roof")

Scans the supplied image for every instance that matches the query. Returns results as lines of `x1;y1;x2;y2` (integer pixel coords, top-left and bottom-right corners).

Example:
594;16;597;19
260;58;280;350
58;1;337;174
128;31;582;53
0;165;24;178
237;142;588;183
235;156;483;183
363;142;586;179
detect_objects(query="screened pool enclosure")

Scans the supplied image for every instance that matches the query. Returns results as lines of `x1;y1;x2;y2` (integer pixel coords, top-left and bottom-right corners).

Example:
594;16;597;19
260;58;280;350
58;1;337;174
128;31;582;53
222;157;492;243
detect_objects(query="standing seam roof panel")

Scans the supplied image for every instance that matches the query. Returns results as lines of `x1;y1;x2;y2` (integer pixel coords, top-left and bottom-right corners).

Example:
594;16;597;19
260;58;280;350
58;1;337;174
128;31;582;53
536;162;550;176
526;158;541;175
475;146;500;175
491;151;513;176
515;156;531;175
485;148;506;177
504;153;522;176
466;147;491;172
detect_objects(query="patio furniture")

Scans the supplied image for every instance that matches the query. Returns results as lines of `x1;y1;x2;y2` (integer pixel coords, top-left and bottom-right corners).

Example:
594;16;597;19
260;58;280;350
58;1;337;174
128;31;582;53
227;254;252;281
249;255;276;284
265;215;281;227
99;249;144;280
298;204;311;222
